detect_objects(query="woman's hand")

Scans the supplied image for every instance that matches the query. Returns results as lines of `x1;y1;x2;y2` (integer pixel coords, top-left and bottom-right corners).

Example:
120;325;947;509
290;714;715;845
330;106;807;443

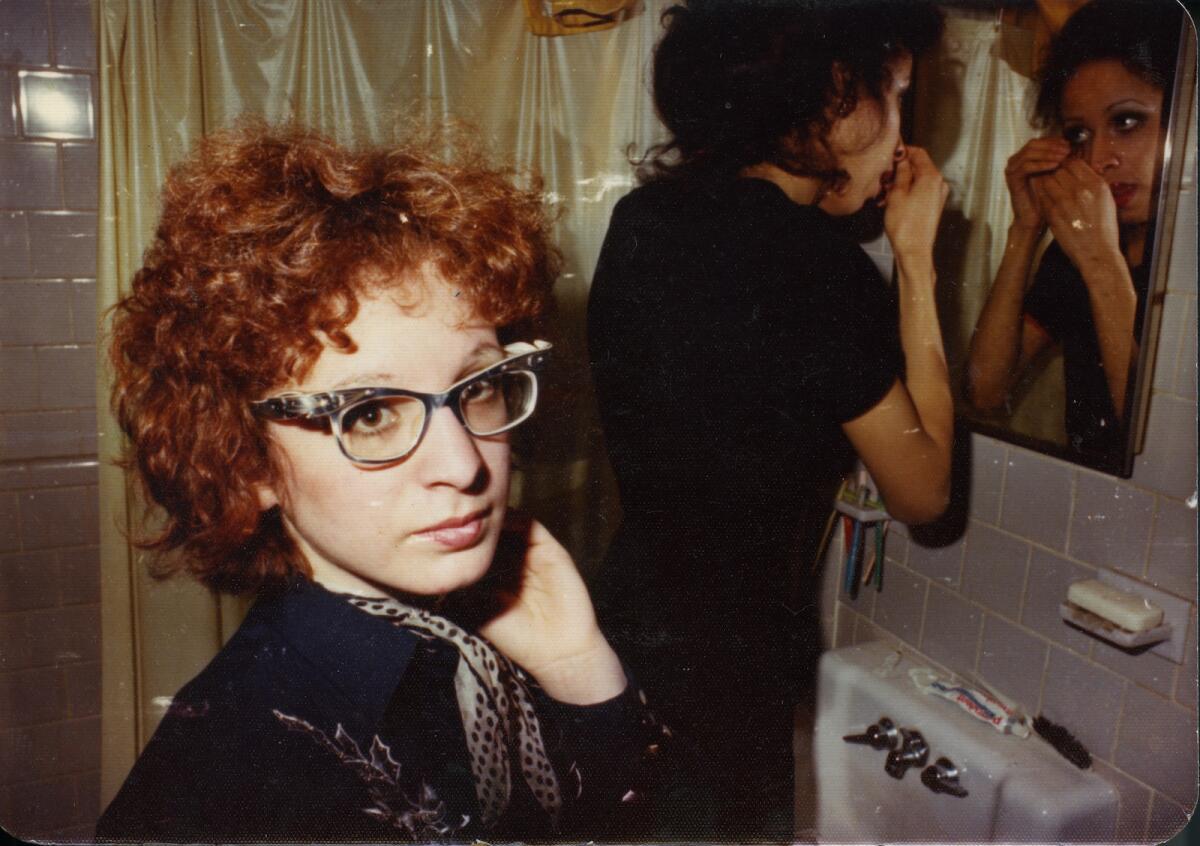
1029;158;1124;278
1004;138;1071;232
469;515;626;705
883;146;950;268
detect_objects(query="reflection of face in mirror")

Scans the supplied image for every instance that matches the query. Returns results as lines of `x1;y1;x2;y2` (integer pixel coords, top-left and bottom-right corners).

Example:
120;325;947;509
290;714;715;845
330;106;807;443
961;0;1184;472
1058;61;1163;255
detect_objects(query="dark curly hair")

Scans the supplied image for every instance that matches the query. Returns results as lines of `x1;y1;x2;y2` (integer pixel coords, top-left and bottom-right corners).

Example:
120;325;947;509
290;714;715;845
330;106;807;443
639;0;943;186
1035;0;1184;127
110;120;559;594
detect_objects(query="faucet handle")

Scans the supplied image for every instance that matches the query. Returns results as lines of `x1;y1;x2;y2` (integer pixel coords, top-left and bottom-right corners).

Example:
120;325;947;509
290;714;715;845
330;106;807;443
843;716;901;750
884;729;929;779
921;757;969;798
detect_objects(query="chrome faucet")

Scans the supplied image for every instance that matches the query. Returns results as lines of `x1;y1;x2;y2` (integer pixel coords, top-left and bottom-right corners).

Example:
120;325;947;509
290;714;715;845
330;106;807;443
921;757;969;798
842;717;902;751
884;729;929;778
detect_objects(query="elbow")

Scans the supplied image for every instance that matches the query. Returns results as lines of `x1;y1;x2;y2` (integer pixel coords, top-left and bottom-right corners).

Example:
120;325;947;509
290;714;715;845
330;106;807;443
965;366;1005;414
890;494;949;526
887;472;951;526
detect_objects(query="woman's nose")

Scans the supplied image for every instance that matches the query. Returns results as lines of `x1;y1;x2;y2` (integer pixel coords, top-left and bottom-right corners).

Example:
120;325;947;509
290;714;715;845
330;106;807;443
417;405;489;491
894;144;907;162
1087;138;1120;173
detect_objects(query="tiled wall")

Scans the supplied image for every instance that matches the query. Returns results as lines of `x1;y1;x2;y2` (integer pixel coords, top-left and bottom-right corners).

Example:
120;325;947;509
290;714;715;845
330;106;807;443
0;0;101;840
828;144;1199;842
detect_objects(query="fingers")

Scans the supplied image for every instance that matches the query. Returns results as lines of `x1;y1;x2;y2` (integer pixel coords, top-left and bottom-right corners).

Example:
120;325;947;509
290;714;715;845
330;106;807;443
1006;141;1071;180
891;155;914;193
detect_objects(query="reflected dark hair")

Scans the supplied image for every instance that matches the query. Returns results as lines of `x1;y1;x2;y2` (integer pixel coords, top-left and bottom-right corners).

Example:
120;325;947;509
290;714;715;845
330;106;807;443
1035;0;1184;127
639;0;943;185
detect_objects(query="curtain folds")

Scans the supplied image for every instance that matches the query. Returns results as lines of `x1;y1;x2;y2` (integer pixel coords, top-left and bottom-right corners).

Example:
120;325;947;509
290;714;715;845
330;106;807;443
97;0;669;807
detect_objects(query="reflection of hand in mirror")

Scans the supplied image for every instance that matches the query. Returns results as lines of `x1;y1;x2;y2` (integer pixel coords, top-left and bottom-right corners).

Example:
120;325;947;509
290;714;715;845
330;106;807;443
1029;158;1123;273
1003;137;1071;232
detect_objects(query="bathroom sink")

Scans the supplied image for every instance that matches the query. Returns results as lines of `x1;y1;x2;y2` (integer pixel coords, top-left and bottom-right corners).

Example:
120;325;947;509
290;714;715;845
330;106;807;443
814;641;1117;843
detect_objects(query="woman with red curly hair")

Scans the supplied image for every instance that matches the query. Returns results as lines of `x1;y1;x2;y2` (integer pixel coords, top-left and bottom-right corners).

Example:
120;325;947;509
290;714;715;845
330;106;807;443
96;123;658;842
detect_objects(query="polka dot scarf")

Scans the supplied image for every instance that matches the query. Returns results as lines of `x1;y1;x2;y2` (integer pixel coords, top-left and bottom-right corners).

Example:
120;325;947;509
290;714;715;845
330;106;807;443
343;594;561;828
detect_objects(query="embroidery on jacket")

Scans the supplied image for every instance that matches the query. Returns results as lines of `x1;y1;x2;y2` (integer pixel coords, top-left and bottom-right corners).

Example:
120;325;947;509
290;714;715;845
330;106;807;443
273;709;469;839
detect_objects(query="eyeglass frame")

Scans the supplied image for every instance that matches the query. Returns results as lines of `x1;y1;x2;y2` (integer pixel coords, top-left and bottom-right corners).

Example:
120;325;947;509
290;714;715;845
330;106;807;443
250;340;551;465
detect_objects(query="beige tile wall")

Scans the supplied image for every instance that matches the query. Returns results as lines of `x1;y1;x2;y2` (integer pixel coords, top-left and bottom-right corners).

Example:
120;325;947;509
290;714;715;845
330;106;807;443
0;0;100;840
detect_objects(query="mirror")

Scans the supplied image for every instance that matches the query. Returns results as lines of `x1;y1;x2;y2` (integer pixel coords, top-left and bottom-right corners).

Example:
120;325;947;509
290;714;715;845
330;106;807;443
910;0;1194;477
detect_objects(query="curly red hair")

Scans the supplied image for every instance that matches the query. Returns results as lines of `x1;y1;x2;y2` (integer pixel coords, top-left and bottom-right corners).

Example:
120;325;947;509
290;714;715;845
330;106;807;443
110;121;558;594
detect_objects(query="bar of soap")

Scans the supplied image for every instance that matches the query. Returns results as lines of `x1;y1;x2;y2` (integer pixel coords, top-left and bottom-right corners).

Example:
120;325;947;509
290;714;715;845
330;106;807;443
1067;579;1164;633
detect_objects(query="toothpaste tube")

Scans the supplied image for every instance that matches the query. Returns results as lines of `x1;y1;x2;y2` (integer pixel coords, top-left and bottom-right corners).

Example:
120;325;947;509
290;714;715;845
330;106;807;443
909;667;1031;738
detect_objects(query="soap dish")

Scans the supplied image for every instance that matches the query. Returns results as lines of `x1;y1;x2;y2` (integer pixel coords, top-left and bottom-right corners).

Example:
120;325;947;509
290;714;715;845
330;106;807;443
1059;602;1173;650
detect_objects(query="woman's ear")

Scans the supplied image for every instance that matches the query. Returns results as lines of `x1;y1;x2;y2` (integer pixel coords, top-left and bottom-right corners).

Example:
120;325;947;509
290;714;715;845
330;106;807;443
255;482;280;511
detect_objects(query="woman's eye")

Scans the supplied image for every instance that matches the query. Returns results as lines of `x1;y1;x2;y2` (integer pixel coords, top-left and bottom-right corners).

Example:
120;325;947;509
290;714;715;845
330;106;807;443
1063;125;1090;146
1112;112;1144;133
341;400;396;434
462;378;498;402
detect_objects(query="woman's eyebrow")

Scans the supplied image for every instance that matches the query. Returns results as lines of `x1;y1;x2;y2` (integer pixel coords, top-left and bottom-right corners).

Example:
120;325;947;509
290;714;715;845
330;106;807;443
329;372;395;391
1105;98;1153;112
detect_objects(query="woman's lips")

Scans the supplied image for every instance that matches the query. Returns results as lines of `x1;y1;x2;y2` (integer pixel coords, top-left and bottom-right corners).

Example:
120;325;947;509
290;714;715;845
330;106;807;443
413;508;489;550
1109;183;1138;209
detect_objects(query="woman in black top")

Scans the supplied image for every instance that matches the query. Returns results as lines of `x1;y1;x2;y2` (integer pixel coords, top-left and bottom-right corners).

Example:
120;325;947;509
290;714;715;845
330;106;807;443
587;1;951;838
968;0;1182;461
98;123;658;842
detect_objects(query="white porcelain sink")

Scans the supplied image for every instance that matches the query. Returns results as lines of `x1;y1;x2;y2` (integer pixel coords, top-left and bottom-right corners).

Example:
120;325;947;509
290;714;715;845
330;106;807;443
814;641;1117;843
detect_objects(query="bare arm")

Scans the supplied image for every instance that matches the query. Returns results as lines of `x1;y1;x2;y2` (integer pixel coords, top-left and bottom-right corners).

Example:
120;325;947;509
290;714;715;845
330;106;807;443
842;148;952;525
1031;160;1138;419
967;138;1069;411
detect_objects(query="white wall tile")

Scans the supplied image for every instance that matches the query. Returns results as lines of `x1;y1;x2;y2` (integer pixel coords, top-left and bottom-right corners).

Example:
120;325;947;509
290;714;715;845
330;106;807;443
0;0;51;66
1068;474;1155;576
906;530;964;589
0;141;60;208
1174;607;1196;711
976;614;1045;712
0;347;39;411
34;345;96;409
0;280;73;344
69;279;95;343
60;142;96;210
17;486;98;549
1114;684;1197;806
0;71;15;137
1173;296;1196;400
1042;647;1125;761
0;212;31;277
994;537;1092;660
1131;394;1198;500
50;0;96;71
968;434;1006;523
1153;292;1188;393
0;409;91;460
1001;449;1074;551
871;565;927;647
920;585;982;675
27;211;95;278
961;523;1029;621
1146;498;1198;600
1091;759;1150;843
1092;636;1178;699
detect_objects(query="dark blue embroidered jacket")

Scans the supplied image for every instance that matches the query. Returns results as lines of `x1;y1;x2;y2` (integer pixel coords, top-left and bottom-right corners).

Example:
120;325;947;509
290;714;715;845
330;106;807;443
96;578;655;842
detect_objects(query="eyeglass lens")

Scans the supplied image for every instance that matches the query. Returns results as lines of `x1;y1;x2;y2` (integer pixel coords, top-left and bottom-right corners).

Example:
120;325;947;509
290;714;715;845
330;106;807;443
337;370;536;462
